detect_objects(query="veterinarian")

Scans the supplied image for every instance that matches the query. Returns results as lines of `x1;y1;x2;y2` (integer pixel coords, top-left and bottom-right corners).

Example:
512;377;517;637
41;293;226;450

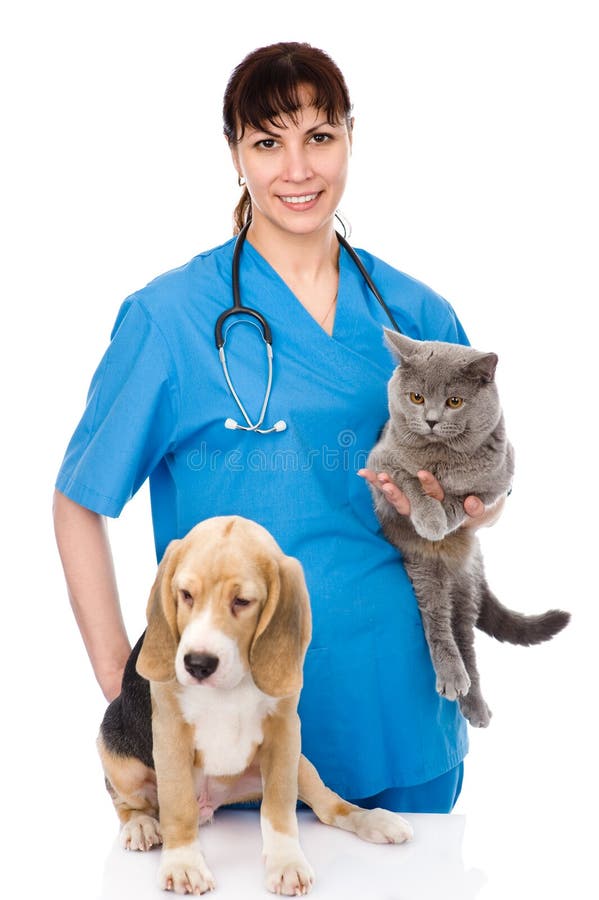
53;42;500;814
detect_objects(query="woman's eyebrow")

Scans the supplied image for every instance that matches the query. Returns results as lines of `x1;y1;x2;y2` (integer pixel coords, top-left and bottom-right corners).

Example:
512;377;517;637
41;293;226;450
247;119;340;139
248;125;280;138
305;120;341;133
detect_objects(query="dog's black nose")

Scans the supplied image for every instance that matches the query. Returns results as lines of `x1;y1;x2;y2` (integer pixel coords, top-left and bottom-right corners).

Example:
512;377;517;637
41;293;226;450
184;652;219;681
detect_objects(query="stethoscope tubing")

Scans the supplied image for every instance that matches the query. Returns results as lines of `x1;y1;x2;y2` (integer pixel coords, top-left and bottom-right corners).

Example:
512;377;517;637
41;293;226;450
335;231;401;333
218;329;274;430
214;222;272;350
215;221;401;433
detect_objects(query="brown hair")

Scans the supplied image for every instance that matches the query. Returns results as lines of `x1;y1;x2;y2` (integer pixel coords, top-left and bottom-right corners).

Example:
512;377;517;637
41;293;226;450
223;42;353;234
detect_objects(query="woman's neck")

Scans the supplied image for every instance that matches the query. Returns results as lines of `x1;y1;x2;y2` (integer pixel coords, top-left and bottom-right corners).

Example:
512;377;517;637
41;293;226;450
245;214;341;335
246;217;339;285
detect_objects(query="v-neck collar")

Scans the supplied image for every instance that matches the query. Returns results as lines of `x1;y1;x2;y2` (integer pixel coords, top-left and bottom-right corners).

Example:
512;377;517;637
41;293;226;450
241;237;355;344
237;236;394;384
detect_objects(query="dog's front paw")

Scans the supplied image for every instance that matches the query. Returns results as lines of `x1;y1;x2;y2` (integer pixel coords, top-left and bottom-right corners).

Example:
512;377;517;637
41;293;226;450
351;808;414;844
264;851;315;896
121;814;162;851
159;841;216;895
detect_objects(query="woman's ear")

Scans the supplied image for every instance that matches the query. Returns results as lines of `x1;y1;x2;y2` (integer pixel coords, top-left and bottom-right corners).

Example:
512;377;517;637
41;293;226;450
228;140;242;178
249;555;312;698
136;539;182;682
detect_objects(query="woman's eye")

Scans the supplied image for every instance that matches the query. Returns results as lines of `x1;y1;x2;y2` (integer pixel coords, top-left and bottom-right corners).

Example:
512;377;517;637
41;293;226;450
310;133;332;144
409;392;425;405
446;397;464;409
256;138;278;149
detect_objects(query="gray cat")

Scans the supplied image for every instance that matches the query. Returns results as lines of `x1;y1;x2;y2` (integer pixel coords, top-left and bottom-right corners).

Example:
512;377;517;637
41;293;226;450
366;330;570;727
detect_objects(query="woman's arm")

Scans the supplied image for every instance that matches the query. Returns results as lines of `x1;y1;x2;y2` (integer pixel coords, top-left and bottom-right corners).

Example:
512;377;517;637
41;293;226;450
52;489;131;702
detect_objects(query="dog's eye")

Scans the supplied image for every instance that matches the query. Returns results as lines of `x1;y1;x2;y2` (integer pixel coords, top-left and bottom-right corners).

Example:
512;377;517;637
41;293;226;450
180;589;193;606
232;597;251;611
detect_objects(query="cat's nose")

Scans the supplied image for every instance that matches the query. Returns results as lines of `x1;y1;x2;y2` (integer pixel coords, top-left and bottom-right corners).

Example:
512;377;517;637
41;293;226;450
426;418;438;430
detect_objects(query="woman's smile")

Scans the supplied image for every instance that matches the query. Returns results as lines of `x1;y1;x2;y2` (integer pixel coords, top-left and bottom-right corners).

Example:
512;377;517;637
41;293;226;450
277;191;322;210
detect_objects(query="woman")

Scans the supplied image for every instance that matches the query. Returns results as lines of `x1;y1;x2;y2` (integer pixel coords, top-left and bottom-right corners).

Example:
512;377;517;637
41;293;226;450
54;42;496;814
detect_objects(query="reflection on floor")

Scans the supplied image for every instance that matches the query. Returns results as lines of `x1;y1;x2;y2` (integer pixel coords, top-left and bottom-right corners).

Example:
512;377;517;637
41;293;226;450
99;810;482;900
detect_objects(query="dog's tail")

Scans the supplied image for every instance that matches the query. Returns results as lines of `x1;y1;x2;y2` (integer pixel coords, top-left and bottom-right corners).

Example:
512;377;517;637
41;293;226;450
476;585;570;646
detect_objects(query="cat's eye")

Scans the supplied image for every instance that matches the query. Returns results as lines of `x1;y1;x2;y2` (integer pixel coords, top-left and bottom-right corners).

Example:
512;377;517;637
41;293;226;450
409;392;425;405
446;397;464;409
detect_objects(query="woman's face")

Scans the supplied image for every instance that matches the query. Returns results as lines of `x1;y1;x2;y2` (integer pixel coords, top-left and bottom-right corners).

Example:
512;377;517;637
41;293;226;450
230;90;352;239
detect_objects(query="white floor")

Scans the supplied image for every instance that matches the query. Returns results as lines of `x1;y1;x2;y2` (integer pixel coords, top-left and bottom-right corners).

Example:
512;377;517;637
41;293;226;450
13;798;587;900
99;811;480;900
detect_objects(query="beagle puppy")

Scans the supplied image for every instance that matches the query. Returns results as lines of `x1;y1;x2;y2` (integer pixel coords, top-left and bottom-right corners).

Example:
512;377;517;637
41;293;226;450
98;515;413;895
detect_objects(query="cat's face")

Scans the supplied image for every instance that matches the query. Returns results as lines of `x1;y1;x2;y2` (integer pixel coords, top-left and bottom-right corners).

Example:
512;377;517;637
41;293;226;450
384;331;501;449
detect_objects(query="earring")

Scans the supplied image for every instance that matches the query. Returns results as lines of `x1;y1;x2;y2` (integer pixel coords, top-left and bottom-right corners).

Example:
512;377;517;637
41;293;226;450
238;174;246;187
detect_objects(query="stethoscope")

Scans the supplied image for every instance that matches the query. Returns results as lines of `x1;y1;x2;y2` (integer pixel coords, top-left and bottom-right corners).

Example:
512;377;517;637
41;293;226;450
215;221;402;435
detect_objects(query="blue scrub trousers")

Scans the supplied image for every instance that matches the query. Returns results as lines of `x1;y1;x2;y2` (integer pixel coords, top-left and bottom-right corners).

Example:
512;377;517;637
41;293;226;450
228;763;464;815
351;762;464;814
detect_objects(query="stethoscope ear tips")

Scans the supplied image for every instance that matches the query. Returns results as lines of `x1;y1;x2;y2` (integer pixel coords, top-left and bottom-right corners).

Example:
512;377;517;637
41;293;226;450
223;417;288;433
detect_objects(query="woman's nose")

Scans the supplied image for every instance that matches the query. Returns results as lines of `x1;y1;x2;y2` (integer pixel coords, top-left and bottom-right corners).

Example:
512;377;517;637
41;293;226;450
281;145;314;182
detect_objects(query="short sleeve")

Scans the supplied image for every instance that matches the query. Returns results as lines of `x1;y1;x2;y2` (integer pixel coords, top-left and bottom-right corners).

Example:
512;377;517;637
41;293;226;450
400;274;469;345
55;298;178;517
434;300;470;346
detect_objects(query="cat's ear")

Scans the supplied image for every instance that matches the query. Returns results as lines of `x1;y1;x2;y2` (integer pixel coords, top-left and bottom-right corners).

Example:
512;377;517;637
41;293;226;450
461;352;498;383
383;329;420;363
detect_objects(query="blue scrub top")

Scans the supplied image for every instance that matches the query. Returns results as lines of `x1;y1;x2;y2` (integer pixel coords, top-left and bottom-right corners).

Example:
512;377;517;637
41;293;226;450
56;236;469;798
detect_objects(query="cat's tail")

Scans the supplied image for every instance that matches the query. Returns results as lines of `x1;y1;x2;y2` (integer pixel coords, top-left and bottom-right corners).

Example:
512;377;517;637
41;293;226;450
476;586;570;645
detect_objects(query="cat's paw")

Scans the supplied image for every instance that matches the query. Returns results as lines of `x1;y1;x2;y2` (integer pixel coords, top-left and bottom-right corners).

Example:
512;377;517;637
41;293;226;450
436;666;471;701
411;507;448;542
459;694;492;728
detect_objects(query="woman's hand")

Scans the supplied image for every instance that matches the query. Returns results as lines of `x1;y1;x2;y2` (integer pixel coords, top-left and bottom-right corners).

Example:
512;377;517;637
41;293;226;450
461;492;506;529
357;469;504;529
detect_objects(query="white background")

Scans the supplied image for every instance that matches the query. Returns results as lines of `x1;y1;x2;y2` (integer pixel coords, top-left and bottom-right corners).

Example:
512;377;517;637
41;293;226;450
1;2;597;898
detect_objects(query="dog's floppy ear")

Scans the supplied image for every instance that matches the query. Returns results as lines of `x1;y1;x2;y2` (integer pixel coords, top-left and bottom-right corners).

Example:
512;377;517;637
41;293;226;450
249;555;312;698
136;539;182;682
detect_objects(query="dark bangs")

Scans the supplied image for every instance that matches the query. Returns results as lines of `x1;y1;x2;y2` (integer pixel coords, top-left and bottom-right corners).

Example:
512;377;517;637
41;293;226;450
223;42;352;142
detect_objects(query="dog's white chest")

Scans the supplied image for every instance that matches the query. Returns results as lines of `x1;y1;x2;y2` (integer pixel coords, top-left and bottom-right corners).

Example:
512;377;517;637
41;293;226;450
177;678;278;777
